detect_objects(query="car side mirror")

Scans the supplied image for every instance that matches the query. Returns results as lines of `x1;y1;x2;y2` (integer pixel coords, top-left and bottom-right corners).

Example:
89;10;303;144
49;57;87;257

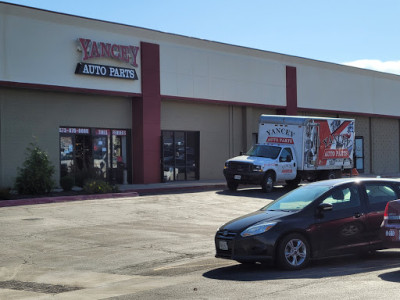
316;203;333;218
318;203;333;212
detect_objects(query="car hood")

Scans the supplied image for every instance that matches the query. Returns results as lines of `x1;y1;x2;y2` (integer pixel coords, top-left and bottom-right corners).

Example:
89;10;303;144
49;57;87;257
220;209;295;232
227;155;275;165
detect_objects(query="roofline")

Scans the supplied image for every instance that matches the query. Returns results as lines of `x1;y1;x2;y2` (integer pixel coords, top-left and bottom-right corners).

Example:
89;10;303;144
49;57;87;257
2;1;400;81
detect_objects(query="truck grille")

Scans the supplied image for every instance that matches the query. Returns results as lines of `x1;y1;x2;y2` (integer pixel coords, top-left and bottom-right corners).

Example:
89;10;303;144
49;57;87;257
226;162;253;172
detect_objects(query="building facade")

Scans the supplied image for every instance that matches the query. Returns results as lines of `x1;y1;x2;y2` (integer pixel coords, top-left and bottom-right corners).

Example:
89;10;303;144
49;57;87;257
1;2;400;188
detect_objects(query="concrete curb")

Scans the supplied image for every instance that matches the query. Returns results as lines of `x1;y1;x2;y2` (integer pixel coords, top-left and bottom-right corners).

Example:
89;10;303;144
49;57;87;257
0;192;139;208
123;184;227;195
0;183;227;208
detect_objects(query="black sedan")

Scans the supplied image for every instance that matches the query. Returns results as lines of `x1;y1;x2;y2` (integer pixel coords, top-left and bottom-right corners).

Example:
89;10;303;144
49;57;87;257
215;178;400;270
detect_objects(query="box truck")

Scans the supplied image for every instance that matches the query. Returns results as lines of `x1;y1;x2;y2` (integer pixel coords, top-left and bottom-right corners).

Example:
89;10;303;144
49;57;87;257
223;115;355;192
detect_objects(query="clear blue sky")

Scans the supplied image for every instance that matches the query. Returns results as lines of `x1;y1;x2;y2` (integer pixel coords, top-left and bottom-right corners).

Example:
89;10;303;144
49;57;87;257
3;0;400;74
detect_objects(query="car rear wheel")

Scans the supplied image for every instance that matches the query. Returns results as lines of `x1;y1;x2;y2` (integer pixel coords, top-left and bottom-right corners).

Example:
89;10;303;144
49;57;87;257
277;233;310;270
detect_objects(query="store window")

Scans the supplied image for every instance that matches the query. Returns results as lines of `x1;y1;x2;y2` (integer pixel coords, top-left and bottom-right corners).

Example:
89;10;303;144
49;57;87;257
355;136;364;173
59;127;130;184
161;131;200;182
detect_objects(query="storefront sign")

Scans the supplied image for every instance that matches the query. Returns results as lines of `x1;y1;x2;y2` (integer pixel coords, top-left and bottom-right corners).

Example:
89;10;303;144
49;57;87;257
76;38;139;80
112;130;127;136
59;127;90;134
78;38;139;67
95;129;111;136
75;63;138;80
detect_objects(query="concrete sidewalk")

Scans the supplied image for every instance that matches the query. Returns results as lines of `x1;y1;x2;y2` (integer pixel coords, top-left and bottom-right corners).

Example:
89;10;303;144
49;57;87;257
2;174;400;208
118;179;227;193
0;180;227;208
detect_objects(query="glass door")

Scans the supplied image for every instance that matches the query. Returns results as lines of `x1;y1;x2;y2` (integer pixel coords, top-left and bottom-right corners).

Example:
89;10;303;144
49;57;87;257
93;129;110;180
111;130;128;184
355;136;364;173
60;135;74;177
162;131;175;182
161;131;199;181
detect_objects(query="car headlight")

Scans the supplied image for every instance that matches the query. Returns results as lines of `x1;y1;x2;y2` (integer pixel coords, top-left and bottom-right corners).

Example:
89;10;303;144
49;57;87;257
240;221;277;237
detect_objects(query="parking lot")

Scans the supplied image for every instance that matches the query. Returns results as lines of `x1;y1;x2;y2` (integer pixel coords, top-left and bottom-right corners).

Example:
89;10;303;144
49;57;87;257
1;186;400;299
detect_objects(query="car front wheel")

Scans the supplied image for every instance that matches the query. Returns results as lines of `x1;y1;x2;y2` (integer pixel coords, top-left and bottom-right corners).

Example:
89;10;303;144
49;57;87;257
277;233;310;270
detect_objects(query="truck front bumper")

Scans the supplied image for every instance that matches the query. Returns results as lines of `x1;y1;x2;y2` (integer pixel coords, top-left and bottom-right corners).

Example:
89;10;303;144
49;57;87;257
223;169;264;185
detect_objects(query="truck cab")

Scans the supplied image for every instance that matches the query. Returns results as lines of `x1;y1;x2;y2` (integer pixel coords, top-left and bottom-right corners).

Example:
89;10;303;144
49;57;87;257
223;144;299;192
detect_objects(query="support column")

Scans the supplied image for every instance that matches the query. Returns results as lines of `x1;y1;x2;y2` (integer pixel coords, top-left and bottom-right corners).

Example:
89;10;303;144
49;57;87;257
132;42;161;183
286;66;298;115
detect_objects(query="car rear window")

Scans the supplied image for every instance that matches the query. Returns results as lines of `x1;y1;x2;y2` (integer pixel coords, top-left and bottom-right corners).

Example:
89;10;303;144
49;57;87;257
365;183;398;204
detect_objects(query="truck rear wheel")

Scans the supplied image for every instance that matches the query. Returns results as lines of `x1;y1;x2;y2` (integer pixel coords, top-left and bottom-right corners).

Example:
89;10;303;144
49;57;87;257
326;170;342;180
286;176;301;189
261;172;274;193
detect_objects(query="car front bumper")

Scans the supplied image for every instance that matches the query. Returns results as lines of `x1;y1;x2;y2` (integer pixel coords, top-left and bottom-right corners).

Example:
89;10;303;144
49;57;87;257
215;230;277;263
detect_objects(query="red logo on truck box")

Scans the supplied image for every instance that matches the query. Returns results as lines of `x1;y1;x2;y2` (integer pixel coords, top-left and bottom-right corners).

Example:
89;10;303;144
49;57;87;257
323;149;349;159
266;137;294;144
316;120;354;166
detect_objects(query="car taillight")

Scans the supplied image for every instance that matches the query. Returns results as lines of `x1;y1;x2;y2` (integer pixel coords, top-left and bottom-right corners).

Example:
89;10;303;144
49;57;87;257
383;203;389;220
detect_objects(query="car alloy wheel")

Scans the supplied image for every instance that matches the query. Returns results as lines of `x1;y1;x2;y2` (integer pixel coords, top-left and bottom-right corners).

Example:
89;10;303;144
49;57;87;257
277;233;310;270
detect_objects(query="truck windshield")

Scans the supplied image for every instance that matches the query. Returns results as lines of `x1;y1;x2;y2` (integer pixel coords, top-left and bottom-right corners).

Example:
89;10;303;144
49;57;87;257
246;145;281;159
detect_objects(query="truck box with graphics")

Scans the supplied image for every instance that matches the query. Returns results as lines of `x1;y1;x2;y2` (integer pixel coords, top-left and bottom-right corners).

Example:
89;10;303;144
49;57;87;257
223;115;355;192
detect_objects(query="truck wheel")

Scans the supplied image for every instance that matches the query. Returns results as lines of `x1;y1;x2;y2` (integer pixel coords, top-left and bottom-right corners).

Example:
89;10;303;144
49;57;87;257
286;176;301;189
326;170;341;180
227;181;238;191
261;172;274;193
276;233;310;270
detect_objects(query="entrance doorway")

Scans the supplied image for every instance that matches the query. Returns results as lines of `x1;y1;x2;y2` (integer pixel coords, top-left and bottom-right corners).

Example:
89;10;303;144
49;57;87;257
161;131;200;182
59;127;130;185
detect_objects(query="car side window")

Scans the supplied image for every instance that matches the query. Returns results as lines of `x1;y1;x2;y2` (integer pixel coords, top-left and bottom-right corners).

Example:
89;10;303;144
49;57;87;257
321;186;360;211
365;183;397;204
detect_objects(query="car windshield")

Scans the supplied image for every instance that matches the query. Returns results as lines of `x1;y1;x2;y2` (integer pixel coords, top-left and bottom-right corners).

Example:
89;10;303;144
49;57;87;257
247;145;281;159
261;185;331;211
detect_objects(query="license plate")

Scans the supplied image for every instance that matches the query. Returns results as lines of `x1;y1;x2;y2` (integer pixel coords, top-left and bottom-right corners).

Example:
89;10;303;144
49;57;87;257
234;175;241;180
219;240;228;251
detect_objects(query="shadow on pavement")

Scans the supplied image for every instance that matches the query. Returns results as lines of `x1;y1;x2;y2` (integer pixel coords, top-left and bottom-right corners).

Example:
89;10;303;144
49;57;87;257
216;185;295;201
203;250;400;282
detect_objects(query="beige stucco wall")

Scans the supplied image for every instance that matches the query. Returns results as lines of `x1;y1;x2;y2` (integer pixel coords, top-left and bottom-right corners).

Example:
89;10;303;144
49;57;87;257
160;100;234;180
0;3;142;94
4;3;400;119
161;100;278;180
296;63;400;117
0;88;131;188
160;43;287;106
370;118;399;175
